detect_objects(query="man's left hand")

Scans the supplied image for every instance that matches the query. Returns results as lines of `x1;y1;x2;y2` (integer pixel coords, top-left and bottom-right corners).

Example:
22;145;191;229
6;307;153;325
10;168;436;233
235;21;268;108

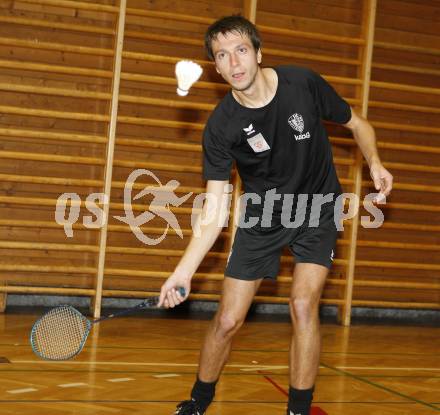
370;162;393;203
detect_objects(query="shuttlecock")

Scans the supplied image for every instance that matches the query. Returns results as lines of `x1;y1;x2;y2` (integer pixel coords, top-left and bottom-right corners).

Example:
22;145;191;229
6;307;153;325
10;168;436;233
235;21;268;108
175;60;203;96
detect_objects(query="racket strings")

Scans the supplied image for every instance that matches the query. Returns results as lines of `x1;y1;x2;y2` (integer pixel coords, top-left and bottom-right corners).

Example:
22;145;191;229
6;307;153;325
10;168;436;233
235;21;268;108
30;306;91;360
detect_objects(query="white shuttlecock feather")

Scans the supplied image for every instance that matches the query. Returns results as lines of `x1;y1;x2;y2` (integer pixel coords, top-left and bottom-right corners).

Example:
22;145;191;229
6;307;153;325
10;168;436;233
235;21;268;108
175;60;203;96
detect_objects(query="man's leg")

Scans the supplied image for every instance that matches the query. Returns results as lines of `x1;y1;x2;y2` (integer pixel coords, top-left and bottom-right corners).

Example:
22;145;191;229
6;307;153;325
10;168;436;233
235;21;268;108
288;262;329;415
177;276;262;414
198;276;262;381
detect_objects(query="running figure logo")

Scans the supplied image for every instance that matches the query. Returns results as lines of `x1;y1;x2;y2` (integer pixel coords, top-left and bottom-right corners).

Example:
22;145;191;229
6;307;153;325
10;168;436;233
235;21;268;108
115;169;193;245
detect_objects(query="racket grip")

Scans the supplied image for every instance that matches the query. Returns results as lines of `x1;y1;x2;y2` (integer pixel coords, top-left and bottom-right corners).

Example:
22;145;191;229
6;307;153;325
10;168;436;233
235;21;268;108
154;287;186;309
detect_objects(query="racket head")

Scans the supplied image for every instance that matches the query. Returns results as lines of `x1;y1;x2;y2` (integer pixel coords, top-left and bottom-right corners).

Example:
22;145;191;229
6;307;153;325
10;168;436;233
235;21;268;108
30;305;92;361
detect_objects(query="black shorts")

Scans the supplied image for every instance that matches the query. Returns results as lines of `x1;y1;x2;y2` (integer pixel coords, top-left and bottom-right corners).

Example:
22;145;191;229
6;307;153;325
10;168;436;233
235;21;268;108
225;202;339;281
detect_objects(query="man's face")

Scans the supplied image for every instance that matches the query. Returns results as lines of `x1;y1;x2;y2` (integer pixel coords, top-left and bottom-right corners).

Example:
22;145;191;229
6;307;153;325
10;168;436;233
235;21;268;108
211;31;261;91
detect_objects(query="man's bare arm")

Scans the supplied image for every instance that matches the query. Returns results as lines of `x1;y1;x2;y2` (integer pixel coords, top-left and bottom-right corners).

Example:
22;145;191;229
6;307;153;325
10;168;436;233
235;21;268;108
158;179;230;308
343;107;393;201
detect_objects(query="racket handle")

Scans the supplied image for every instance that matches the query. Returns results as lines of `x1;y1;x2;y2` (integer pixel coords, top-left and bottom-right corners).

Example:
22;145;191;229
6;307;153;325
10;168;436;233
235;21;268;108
92;287;188;322
154;287;186;309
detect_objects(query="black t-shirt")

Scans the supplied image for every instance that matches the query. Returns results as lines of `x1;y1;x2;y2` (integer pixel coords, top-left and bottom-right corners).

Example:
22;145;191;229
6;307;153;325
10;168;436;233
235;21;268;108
202;65;351;218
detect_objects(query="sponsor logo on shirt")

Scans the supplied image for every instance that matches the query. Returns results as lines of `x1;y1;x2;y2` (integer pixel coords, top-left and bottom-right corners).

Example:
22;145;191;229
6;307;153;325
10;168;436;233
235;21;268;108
243;123;255;135
288;113;311;141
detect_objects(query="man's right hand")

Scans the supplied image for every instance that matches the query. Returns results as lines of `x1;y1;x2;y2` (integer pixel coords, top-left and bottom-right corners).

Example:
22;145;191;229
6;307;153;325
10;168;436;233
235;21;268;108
158;272;191;308
157;181;229;308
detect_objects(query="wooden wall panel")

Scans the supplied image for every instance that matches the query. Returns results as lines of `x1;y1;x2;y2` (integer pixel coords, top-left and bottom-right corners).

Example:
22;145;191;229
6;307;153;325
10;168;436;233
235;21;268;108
0;0;438;321
0;0;118;297
352;0;440;311
98;1;239;300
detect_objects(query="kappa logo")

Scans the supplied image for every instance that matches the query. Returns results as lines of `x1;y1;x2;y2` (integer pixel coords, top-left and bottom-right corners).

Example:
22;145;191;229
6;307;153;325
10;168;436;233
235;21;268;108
243;123;255;135
288;113;311;141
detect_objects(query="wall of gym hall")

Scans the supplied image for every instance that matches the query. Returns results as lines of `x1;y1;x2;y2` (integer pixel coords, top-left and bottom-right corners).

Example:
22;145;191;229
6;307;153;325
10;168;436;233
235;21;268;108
0;0;438;323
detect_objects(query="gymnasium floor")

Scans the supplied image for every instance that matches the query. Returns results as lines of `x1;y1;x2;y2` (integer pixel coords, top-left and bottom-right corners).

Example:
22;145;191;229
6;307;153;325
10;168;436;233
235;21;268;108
0;307;439;415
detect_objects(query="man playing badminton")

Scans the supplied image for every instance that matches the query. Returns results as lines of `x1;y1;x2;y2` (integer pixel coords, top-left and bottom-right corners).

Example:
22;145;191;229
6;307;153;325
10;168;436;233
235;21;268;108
159;15;393;415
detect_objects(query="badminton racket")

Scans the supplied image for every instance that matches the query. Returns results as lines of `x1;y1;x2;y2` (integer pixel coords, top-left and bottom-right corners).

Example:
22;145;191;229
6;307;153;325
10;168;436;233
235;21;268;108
30;287;185;361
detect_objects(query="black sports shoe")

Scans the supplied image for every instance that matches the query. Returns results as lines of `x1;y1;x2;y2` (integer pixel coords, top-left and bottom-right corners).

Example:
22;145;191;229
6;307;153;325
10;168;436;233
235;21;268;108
174;399;204;415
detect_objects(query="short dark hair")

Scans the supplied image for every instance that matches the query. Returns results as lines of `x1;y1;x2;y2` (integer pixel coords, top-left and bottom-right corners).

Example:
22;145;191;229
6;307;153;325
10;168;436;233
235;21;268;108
204;15;261;61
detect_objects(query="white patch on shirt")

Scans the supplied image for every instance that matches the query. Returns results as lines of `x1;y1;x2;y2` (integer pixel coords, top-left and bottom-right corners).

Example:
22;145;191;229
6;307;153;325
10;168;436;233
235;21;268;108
246;133;270;153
